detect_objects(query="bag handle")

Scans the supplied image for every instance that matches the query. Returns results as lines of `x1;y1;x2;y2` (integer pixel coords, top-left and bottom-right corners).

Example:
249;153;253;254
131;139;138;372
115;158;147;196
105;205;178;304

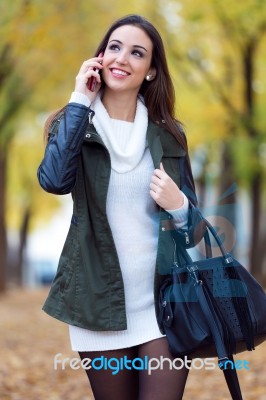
174;213;234;267
204;218;231;258
205;218;234;264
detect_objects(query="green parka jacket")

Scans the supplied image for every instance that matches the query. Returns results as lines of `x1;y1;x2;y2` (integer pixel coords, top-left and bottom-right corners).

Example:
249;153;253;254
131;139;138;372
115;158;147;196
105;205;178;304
37;103;205;332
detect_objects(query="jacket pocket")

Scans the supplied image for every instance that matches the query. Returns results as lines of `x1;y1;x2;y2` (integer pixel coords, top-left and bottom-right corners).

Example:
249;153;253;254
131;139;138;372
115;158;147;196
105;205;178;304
59;263;74;292
57;223;78;293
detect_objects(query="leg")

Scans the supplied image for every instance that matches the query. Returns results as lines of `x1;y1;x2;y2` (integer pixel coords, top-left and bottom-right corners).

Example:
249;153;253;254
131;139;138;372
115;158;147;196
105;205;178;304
79;346;139;400
138;337;190;400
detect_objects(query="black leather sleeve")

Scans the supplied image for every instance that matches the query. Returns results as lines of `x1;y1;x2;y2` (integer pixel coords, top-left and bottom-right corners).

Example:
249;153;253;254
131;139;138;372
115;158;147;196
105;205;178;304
179;149;197;206
37;104;90;195
174;135;207;248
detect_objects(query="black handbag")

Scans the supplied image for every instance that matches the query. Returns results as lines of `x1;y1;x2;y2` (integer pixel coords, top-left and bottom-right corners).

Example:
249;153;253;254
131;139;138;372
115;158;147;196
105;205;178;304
158;215;266;400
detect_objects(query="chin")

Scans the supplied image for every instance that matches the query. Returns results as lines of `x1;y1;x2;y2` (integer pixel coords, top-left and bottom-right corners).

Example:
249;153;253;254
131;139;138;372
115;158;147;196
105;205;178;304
105;81;141;94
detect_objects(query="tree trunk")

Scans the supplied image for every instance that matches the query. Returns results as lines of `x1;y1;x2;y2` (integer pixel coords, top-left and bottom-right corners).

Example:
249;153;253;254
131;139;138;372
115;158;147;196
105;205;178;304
216;141;237;256
16;206;31;286
197;163;208;210
249;171;263;281
242;41;264;281
216;58;237;258
0;150;7;292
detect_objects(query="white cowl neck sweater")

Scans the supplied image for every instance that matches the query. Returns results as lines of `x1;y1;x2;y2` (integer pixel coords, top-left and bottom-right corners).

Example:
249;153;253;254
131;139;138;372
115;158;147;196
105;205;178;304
68;92;188;351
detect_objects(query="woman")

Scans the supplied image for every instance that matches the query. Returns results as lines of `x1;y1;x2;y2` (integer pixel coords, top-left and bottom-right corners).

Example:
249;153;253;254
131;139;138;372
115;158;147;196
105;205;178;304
38;14;204;400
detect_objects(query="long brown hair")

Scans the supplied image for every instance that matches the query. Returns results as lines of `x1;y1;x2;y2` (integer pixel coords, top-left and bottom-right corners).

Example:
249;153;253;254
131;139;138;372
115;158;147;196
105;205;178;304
44;14;187;150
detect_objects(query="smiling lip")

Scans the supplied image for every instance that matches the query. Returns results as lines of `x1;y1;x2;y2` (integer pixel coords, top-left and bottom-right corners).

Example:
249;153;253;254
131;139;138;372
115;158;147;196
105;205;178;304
110;68;130;78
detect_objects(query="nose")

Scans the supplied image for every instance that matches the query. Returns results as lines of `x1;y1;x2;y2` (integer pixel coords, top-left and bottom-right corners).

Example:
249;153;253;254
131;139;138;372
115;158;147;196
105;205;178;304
115;50;128;65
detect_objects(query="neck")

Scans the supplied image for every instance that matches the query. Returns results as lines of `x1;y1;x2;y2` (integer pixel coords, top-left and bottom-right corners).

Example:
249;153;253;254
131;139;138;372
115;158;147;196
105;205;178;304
101;90;138;122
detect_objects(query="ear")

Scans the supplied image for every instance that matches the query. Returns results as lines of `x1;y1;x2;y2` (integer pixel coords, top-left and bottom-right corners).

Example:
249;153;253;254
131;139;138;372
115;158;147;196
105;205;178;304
147;67;157;81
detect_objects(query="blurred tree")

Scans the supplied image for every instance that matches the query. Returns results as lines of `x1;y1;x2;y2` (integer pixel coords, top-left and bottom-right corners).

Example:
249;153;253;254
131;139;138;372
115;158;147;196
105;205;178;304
0;3;29;291
211;0;266;280
0;0;109;291
6;122;62;286
161;0;266;281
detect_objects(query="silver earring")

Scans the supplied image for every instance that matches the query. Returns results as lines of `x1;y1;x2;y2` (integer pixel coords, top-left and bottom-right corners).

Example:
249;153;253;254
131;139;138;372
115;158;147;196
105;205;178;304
146;75;152;81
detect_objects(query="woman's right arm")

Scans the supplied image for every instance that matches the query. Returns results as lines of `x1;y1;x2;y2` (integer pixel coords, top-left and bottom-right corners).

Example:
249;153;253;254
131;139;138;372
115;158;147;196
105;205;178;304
37;56;104;195
37;104;91;194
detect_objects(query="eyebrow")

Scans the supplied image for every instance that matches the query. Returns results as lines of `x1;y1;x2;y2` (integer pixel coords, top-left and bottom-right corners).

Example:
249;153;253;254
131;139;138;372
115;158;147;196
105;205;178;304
109;39;148;52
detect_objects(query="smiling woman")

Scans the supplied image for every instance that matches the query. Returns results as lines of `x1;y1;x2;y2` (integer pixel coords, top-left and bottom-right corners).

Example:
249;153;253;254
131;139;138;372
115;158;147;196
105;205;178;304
38;14;203;400
100;25;155;107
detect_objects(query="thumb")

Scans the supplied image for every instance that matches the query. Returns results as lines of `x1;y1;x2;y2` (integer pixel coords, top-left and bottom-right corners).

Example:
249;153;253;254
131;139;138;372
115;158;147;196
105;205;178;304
160;162;165;171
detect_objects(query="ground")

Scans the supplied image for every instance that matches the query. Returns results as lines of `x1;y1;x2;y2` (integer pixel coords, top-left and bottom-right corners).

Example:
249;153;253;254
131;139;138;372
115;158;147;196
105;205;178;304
0;288;265;400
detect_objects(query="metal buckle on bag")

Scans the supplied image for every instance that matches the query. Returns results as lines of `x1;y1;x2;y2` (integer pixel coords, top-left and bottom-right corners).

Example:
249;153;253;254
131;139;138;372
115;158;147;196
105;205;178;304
224;255;234;264
187;265;203;285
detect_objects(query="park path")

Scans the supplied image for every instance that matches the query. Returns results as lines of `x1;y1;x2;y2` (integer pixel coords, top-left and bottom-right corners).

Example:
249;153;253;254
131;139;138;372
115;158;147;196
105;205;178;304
0;289;265;400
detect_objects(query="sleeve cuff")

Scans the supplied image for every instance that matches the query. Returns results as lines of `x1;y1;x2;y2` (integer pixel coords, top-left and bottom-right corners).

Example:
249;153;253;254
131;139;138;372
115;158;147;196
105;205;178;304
69;92;91;107
166;193;189;229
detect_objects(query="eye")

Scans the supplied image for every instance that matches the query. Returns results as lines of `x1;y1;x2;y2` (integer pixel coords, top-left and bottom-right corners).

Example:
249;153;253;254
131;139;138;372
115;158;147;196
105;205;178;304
132;50;143;58
108;44;120;51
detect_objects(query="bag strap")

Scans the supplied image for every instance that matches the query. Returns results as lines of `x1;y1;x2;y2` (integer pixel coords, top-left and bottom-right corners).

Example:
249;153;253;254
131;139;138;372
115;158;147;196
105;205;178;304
195;279;243;400
222;356;243;400
174;212;243;399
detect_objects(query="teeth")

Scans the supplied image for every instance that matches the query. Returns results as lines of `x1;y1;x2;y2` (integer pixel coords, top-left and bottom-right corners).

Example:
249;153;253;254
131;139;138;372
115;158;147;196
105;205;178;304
112;69;128;76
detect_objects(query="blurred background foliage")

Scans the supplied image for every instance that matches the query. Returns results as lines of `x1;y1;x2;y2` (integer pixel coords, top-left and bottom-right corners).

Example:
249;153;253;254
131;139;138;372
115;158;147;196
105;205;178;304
0;0;266;292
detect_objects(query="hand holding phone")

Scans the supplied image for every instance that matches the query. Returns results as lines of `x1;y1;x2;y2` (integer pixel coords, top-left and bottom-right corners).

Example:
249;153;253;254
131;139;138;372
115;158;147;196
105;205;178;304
88;52;104;92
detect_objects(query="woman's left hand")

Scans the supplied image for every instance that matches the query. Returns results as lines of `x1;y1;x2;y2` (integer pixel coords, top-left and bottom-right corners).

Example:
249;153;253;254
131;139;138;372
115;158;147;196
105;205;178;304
150;163;184;210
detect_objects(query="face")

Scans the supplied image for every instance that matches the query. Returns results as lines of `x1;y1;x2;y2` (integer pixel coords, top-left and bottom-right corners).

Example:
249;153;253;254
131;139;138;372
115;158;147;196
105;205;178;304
101;25;156;95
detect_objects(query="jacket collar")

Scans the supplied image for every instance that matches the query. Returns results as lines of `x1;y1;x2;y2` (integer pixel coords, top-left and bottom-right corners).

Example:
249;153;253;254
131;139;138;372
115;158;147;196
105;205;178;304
84;119;186;169
147;121;186;168
146;121;164;169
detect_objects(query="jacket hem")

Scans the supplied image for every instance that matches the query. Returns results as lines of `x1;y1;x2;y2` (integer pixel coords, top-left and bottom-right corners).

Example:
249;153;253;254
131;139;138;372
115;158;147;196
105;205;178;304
42;304;128;331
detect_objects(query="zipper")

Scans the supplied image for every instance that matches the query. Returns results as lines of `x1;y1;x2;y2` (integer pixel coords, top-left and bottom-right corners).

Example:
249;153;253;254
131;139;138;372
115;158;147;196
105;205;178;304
88;109;95;124
184;231;190;245
172;238;179;268
50;117;60;131
48;117;61;138
48;109;66;138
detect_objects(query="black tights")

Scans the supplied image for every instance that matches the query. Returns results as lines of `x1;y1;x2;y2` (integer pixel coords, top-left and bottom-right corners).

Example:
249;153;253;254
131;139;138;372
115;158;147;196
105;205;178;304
79;337;190;400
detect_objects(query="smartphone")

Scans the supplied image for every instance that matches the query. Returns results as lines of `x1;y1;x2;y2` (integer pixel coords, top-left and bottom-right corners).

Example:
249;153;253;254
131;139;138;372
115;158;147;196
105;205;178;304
88;52;103;92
